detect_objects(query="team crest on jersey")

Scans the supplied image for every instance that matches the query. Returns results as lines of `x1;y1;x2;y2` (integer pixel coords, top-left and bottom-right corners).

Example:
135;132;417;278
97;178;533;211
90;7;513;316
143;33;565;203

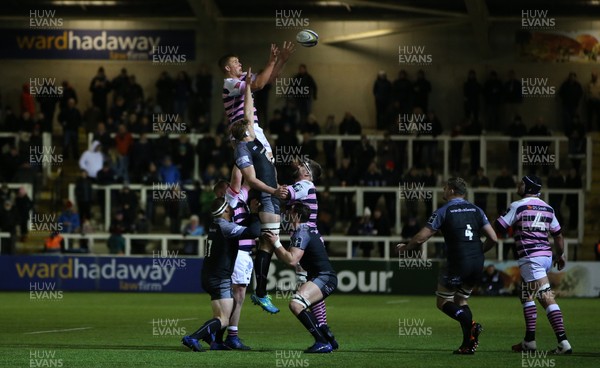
293;183;303;192
426;213;437;225
292;237;302;248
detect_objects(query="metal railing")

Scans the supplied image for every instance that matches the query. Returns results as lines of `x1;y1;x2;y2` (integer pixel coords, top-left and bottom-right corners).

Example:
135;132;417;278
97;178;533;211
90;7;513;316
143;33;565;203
87;133;593;191
67;183;585;243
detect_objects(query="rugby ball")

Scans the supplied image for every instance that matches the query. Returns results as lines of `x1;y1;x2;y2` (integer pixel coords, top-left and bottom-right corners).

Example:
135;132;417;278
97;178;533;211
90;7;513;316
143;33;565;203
296;29;319;47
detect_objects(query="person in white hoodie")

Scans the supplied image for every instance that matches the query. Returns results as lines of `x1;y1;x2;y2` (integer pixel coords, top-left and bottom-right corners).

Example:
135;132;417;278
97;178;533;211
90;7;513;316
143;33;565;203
79;140;104;179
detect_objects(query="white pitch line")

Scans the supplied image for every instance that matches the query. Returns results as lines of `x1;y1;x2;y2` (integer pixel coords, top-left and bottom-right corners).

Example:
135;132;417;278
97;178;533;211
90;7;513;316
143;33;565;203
24;327;92;335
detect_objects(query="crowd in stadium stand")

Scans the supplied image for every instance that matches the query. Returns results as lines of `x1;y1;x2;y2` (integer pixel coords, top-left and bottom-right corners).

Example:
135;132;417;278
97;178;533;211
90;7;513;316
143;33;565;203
0;65;591;256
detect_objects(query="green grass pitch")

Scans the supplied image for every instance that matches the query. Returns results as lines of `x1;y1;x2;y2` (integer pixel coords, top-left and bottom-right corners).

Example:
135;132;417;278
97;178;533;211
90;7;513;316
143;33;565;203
0;292;598;367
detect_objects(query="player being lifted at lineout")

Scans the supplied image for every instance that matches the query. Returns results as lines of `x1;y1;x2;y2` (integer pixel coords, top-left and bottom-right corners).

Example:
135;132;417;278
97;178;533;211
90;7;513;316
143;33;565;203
230;68;287;313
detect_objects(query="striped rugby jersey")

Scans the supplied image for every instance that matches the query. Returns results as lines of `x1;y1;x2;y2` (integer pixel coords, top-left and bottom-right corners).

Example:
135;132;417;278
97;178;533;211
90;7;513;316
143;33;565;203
288;180;318;228
232;186;255;252
497;197;561;259
222;72;258;124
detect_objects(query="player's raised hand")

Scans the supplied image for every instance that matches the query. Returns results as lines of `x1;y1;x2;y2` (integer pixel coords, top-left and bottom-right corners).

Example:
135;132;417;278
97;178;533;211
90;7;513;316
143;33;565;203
279;41;296;61
262;230;278;246
245;67;252;85
553;253;566;271
269;43;279;63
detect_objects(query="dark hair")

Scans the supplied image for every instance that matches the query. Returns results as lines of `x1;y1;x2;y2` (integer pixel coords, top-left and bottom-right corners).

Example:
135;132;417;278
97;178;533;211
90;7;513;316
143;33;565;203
213;180;230;196
522;175;542;195
446;177;467;195
230;120;249;141
291;203;311;223
218;54;237;72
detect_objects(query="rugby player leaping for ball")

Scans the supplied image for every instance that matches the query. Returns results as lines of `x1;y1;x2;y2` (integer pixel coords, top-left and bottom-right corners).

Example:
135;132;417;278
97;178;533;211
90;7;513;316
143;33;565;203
231;69;288;314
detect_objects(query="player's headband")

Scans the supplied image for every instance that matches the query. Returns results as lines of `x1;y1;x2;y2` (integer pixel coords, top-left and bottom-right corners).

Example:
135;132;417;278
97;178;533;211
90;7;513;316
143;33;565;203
211;200;228;217
301;159;313;178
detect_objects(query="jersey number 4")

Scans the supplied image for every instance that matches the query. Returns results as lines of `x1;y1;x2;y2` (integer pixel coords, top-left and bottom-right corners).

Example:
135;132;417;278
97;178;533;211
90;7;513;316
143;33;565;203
465;224;473;240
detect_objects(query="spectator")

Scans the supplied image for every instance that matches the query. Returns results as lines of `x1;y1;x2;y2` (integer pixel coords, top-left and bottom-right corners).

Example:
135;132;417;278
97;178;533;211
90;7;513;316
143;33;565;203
44;231;64;253
392;70;413;114
480;265;504;296
558;72;583;135
293;64;318;123
547;168;565;225
0;199;18;254
281;99;300;131
372;207;391;257
403;167;421;219
463;69;481;122
159;156;181;185
300;113;321;136
127;75;144;110
471;167;490;215
337;157;357;220
347;207;376;258
415;109;443;169
58;201;80;234
114;124;133;182
15;187;33;242
275;122;300;152
192;64;213;123
129;133;153;182
92;122;113;152
378;132;399;170
360;161;384;211
152;131;173;165
155;71;175;114
316;189;335;245
131;210;150;255
568;122;586;172
493;167;515;216
268;109;285;136
182;214;205;255
89;66;111;118
108;211;128;254
595;239;600;261
109;96;127;126
96;162;117;218
79;141;104;179
504;70;523;119
116;185;138;226
413;69;432;112
373;70;393;130
75;170;93;223
300;132;318;162
449;119;465;175
401;216;420;239
352;135;376;174
322;114;337;169
506;114;528;174
462;116;482;175
59;80;78;113
527;117;552;176
483;70;504;131
37;83;60;133
174;71;192;118
586;71;600;131
2;106;19;133
111;68;130;103
58;98;82;160
422;166;437;216
254;72;272;126
0;184;14;204
565;168;583;232
21;83;36;116
19;111;35;134
339;112;362;158
173;135;195;182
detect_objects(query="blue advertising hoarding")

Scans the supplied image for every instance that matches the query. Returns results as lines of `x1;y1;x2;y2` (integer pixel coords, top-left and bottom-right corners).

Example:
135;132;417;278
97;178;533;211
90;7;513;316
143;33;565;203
0;255;203;292
0;29;195;60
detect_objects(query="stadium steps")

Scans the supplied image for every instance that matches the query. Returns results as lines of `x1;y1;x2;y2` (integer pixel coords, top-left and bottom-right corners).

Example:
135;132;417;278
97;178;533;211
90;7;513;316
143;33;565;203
581;132;600;260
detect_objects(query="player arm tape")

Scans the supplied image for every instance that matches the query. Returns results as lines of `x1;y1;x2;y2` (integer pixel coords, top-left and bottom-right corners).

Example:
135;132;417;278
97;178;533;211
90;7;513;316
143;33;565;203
274;239;283;249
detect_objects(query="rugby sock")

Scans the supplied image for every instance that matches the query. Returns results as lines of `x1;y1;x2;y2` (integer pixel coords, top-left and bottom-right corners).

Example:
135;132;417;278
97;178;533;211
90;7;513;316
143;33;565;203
297;310;328;343
312;300;327;327
546;304;567;342
215;327;225;344
523;301;537;342
227;326;239;337
254;250;272;297
442;302;472;346
459;305;473;342
190;318;221;342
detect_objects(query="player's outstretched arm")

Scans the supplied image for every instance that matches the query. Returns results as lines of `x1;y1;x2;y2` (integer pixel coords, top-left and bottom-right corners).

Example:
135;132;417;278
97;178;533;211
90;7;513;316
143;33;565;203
240;165;276;195
268;41;296;84
482;223;499;253
264;232;304;266
251;44;279;91
244;68;254;123
397;226;436;253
